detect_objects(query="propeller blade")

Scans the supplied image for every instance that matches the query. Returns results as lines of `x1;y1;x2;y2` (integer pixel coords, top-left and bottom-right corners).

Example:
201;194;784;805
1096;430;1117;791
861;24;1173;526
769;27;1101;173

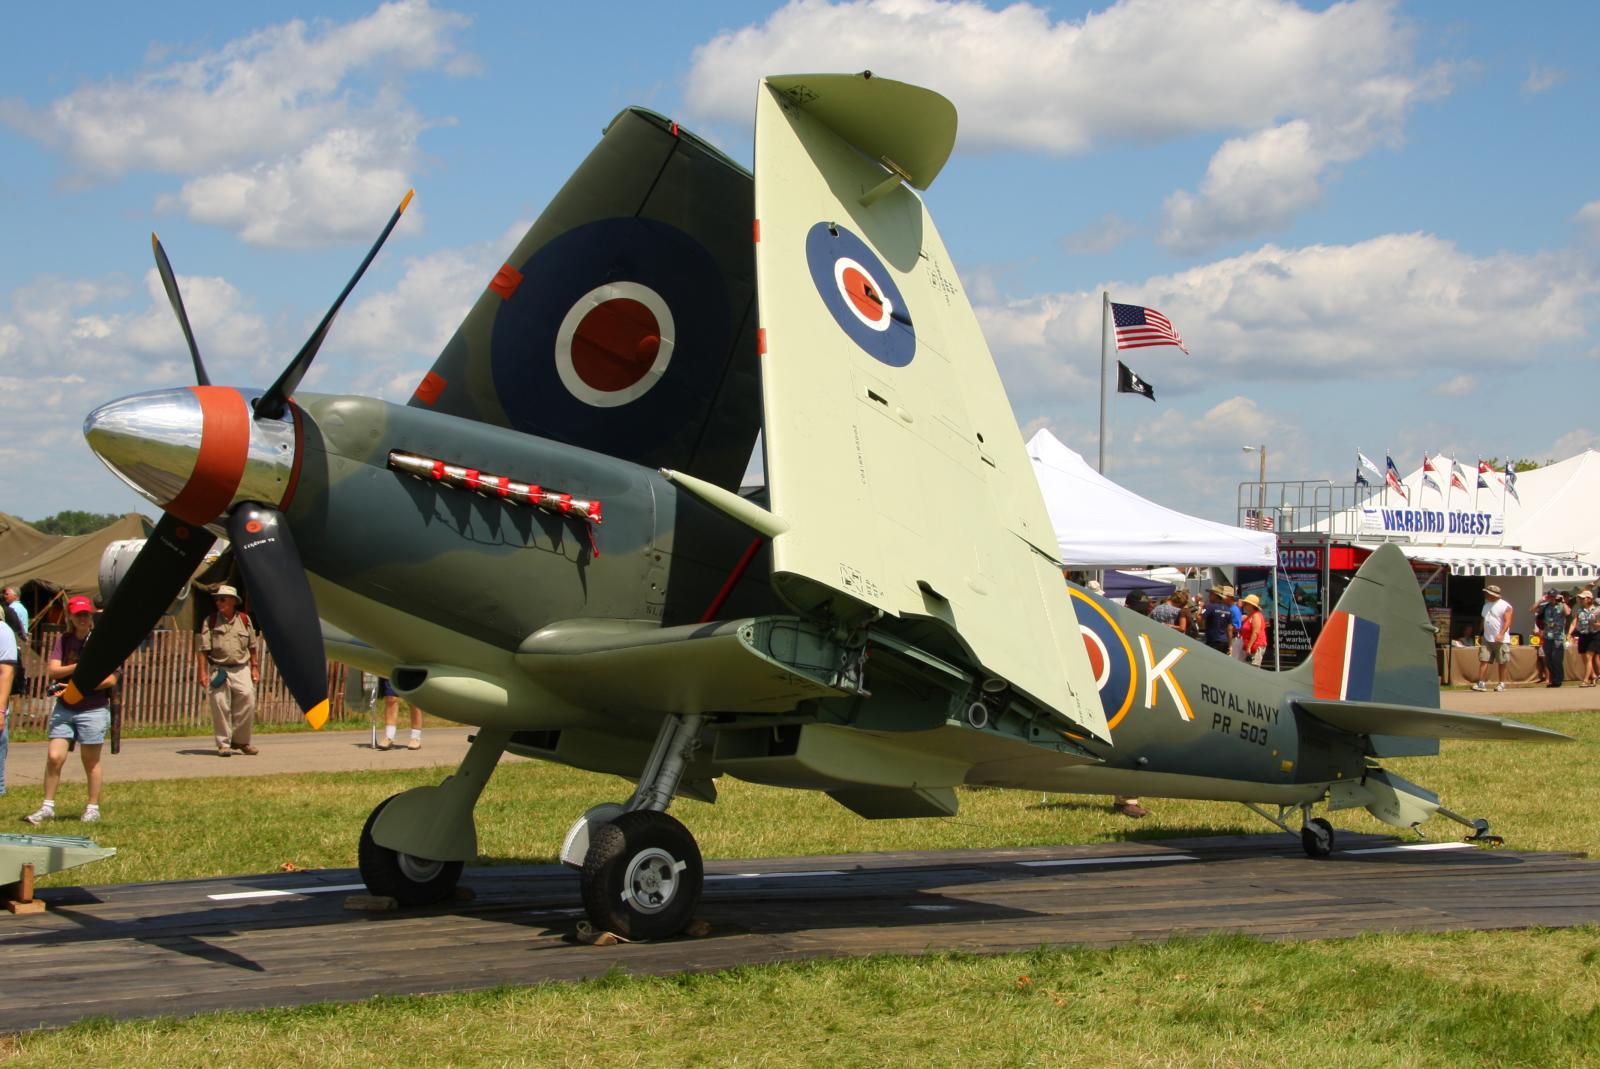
253;189;414;420
63;513;216;704
151;233;211;386
227;504;330;728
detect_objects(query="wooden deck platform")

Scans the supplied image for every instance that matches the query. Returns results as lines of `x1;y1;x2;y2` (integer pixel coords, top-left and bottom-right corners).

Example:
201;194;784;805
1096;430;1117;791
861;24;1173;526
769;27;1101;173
4;833;1598;1032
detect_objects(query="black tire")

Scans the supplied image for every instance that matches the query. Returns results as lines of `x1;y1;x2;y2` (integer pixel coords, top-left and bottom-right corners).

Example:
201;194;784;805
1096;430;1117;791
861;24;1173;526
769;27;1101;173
1301;816;1335;859
358;793;464;906
580;810;703;940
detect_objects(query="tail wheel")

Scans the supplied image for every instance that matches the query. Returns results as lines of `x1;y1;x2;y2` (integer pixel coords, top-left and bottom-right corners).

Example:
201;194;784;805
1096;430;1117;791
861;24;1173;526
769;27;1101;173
580;809;703;940
358;793;463;906
1301;816;1335;858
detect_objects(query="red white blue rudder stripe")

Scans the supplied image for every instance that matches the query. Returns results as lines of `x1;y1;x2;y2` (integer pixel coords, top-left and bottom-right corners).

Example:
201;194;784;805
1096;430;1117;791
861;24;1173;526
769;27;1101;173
1312;610;1380;701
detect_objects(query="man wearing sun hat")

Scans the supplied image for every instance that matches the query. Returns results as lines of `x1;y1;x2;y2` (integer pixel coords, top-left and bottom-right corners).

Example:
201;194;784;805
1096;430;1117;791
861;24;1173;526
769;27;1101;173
1473;585;1514;692
196;585;260;756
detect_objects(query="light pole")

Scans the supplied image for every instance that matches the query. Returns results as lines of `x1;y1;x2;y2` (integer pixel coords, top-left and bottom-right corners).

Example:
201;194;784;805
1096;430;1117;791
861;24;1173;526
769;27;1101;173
1241;443;1278;669
1242;444;1267;513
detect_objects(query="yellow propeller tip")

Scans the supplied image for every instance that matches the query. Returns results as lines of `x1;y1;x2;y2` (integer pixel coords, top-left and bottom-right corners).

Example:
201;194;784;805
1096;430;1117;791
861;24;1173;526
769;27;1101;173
399;188;415;213
304;700;330;731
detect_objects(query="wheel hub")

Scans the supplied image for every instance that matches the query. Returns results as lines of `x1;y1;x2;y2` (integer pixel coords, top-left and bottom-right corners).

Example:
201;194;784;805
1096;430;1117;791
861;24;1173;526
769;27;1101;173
397;852;445;883
622;847;685;914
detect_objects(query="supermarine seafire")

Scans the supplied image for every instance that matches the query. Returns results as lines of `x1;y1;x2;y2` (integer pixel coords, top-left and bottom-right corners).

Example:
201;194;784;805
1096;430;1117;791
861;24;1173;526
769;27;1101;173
67;74;1565;938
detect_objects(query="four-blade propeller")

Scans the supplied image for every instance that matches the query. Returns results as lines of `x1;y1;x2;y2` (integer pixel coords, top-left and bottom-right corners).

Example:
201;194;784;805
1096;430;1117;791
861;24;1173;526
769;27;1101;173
64;190;414;728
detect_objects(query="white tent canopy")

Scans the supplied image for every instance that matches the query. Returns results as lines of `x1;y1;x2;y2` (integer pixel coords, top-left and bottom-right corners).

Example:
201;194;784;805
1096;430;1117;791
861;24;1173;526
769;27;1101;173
1318;449;1600;574
1027;430;1276;568
1397;544;1595;579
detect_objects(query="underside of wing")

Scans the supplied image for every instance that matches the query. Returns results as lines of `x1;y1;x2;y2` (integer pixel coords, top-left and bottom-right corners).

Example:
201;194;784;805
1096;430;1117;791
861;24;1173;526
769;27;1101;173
1295;698;1571;742
410;108;761;490
752;73;1106;742
516;616;862;714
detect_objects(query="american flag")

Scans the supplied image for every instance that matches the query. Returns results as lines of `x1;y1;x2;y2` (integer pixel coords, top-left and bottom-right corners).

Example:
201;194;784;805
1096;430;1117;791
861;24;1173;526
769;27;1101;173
1112;303;1189;353
1243;510;1275;531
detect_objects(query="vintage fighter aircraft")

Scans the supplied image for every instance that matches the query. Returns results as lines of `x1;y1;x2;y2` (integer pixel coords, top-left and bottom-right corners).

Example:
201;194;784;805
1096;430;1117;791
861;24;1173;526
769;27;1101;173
66;74;1566;939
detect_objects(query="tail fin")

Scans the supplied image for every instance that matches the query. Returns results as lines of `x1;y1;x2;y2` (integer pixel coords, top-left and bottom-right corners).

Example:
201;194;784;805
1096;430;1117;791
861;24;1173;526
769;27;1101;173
409;107;761;491
1285;543;1438;710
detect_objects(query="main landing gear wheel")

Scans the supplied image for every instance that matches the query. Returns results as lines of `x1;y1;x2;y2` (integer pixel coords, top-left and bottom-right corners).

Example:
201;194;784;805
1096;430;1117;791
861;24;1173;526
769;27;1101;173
581;810;703;940
358;794;463;906
1301;817;1335;858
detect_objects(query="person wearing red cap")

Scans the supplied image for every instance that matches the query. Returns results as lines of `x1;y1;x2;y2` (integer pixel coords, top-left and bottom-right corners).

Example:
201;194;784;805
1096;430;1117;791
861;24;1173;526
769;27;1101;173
25;596;116;825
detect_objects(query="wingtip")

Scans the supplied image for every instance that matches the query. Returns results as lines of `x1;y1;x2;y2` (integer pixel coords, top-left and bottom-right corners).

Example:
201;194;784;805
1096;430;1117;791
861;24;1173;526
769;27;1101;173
304;699;330;730
399;188;415;214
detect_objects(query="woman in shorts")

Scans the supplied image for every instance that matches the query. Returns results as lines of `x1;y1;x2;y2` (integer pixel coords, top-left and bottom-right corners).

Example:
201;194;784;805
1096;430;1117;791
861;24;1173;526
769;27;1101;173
24;596;116;825
1572;590;1600;687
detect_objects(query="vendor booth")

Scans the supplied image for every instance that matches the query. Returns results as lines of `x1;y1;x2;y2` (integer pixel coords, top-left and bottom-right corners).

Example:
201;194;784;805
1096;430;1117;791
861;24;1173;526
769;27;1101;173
1245;450;1598;674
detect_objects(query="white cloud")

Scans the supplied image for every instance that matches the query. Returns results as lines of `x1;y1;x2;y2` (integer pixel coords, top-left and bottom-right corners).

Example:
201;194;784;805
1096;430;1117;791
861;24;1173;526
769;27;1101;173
1062;213;1135;255
1160;64;1448;252
1576;201;1600;245
170;123;429;248
1522;64;1565;95
977;232;1599;408
684;0;1447;251
687;0;1426;151
1431;374;1476;398
1548;429;1600;459
1;1;472;247
1161;121;1325;253
314;220;527;397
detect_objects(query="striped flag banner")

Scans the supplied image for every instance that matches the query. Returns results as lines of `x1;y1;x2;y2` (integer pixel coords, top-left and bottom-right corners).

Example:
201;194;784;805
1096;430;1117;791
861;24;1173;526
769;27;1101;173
1111;303;1188;353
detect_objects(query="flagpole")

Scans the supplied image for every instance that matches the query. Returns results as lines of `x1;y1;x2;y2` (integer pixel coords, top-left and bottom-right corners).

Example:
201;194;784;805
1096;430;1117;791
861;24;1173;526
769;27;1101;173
1098;291;1110;475
1471;456;1480;548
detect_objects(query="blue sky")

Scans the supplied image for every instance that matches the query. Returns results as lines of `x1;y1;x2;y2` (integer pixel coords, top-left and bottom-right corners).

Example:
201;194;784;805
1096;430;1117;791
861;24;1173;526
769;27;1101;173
3;0;1597;526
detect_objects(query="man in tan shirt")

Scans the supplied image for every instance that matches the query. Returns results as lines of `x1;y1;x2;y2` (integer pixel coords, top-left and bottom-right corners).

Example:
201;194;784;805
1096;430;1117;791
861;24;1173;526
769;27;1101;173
197;585;260;755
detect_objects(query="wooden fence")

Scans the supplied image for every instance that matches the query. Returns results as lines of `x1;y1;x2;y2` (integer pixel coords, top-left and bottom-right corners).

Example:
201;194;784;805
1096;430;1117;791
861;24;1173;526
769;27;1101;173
10;628;348;732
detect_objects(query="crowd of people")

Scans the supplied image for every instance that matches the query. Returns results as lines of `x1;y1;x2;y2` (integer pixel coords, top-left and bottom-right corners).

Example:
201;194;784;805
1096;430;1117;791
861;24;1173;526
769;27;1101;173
1475;584;1600;691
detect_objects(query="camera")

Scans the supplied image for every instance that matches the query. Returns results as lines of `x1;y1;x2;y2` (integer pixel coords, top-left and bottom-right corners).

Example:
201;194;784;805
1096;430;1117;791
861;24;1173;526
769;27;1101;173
47;681;67;696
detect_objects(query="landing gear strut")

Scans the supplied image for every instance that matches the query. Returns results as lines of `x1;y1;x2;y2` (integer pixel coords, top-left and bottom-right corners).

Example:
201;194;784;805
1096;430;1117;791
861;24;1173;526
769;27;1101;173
569;713;706;939
1243;802;1337;858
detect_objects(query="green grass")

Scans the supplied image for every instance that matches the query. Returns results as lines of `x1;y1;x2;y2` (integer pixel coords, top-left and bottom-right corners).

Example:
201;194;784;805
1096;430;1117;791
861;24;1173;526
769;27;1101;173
8;929;1599;1067
3;711;1597;1062
7;711;1595;889
4;715;379;744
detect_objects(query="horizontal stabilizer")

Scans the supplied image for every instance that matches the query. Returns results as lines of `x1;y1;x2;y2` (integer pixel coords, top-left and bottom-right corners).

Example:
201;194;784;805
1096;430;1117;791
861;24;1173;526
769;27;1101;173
518;616;860;714
1295;698;1570;742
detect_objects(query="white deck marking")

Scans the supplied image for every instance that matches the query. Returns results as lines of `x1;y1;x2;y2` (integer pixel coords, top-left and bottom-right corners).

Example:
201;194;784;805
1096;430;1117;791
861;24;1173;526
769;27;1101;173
207;883;367;901
706;870;846;881
1019;853;1200;868
1341;842;1477;855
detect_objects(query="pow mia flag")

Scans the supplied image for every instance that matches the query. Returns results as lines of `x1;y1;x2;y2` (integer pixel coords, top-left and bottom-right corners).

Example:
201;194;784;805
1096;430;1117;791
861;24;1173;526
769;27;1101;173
1117;360;1155;402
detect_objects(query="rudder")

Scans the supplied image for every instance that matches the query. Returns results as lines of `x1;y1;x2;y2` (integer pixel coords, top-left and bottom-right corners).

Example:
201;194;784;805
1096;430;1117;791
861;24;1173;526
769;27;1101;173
1285;543;1439;710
